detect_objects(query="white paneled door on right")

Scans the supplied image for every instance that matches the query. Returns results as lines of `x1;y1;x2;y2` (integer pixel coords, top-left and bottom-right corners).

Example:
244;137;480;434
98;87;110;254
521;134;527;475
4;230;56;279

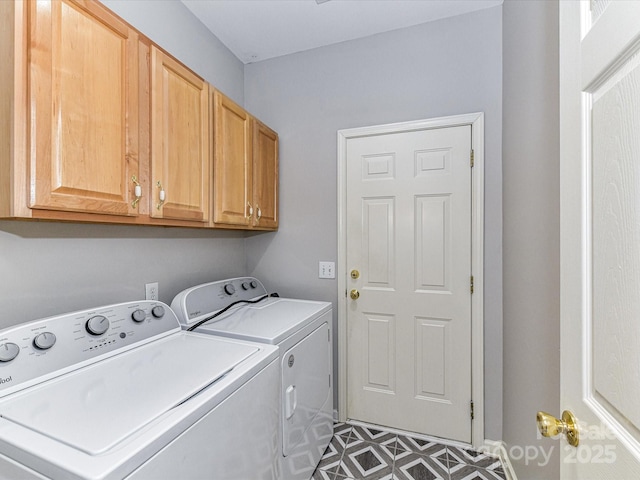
559;0;640;478
345;125;472;443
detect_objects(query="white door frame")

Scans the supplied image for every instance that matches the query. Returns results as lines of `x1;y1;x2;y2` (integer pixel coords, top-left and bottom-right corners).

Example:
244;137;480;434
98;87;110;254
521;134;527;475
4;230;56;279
337;112;485;448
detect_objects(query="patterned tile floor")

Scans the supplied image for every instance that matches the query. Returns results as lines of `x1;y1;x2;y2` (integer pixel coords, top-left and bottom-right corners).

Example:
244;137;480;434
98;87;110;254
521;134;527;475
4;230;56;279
312;423;506;480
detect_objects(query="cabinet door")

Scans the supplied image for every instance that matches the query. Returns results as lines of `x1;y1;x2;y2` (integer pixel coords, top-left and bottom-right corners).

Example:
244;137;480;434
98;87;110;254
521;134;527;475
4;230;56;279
212;90;252;226
252;119;278;229
150;47;210;223
29;0;140;216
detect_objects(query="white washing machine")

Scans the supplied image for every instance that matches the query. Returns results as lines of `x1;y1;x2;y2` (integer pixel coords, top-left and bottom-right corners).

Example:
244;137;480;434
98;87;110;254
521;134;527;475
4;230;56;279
0;300;279;480
171;277;333;480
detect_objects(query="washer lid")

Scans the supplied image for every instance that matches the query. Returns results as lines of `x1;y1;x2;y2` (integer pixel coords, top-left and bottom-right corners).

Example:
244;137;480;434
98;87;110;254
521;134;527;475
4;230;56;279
198;298;331;344
0;333;258;455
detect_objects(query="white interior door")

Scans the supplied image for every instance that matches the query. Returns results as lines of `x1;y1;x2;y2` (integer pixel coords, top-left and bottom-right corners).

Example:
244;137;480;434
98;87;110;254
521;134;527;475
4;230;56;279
560;1;640;477
344;124;473;443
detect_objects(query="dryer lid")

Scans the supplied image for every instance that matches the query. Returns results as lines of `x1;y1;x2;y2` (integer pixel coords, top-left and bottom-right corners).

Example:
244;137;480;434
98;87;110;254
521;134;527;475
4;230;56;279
199;298;331;344
0;333;258;455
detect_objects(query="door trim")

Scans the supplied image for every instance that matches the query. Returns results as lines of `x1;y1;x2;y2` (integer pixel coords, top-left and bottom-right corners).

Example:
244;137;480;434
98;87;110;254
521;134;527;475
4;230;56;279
336;112;485;448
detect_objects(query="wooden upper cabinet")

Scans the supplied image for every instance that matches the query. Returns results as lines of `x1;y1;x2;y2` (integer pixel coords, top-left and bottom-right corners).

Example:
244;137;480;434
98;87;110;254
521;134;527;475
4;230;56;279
28;0;140;216
212;90;279;230
1;1;277;229
252;119;279;229
212;90;252;227
150;47;210;223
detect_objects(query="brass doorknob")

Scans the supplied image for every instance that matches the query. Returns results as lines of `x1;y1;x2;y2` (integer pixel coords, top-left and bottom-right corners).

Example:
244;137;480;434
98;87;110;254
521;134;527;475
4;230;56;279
350;289;360;300
536;410;579;447
350;269;360;280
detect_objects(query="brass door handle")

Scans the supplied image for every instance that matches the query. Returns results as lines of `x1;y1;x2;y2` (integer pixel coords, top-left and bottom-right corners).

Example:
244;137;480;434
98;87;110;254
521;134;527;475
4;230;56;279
350;269;360;280
350;289;360;300
537;410;579;447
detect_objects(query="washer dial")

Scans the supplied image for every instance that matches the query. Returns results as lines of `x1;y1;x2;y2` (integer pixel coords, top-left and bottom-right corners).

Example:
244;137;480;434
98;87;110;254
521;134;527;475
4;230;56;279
0;342;20;362
33;332;56;350
86;315;109;336
151;305;165;318
131;309;146;322
224;284;236;295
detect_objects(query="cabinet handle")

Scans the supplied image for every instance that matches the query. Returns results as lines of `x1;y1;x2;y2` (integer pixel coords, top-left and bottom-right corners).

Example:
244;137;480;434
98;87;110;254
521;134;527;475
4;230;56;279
156;181;166;210
131;175;142;208
256;205;262;221
247;202;254;219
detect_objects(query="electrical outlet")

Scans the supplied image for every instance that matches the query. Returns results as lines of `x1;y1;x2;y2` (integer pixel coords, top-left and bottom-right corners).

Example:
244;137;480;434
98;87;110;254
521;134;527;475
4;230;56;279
145;282;159;301
318;261;335;279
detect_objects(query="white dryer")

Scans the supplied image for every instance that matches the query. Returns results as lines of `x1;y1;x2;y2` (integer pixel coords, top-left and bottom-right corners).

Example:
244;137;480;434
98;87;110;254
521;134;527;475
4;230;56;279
171;277;333;480
0;300;279;480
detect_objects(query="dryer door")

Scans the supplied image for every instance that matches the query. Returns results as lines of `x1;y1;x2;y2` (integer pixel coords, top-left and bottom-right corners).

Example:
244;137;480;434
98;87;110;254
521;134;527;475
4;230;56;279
281;322;330;456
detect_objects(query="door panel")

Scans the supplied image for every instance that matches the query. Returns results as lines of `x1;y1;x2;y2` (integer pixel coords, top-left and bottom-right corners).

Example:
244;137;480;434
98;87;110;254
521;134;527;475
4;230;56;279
346;125;472;442
416;195;449;290
592;58;640;434
415;317;449;399
560;1;640;477
362;198;395;288
364;313;395;392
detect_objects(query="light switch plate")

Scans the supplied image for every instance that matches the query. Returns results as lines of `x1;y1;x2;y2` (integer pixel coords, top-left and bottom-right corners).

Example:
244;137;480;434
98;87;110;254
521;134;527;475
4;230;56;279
319;261;335;279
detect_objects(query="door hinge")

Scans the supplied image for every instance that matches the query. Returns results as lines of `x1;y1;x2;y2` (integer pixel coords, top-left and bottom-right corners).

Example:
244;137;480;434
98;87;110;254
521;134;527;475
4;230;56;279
328;329;331;342
470;149;475;168
470;276;474;294
471;400;475;420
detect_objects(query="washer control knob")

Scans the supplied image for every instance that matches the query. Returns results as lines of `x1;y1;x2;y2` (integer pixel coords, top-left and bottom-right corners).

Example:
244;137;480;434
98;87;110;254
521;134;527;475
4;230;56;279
131;309;146;323
224;284;236;295
86;315;109;336
151;305;165;318
0;342;20;362
250;280;258;289
241;282;250;290
33;332;56;350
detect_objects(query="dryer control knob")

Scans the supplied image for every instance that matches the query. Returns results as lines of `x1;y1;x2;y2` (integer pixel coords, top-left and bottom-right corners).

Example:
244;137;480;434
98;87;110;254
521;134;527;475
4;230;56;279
224;284;236;295
86;315;109;336
241;282;250;290
151;306;165;318
249;280;258;289
33;332;56;350
131;309;146;322
0;342;20;362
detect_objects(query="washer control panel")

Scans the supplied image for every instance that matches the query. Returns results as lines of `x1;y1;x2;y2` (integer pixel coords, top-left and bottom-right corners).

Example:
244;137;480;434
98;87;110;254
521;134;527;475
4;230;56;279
171;277;268;326
0;301;180;397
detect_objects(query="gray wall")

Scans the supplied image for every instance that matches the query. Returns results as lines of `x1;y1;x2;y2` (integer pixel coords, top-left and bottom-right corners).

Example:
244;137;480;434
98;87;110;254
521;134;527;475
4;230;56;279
0;1;247;329
103;0;244;105
244;7;504;441
502;0;560;478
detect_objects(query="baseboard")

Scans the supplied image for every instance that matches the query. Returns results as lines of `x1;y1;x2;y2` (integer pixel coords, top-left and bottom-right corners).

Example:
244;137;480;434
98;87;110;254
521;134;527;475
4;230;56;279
482;440;517;480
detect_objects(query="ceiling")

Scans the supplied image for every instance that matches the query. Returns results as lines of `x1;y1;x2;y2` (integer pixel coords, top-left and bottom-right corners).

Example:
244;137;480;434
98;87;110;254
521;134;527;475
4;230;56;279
181;0;503;64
